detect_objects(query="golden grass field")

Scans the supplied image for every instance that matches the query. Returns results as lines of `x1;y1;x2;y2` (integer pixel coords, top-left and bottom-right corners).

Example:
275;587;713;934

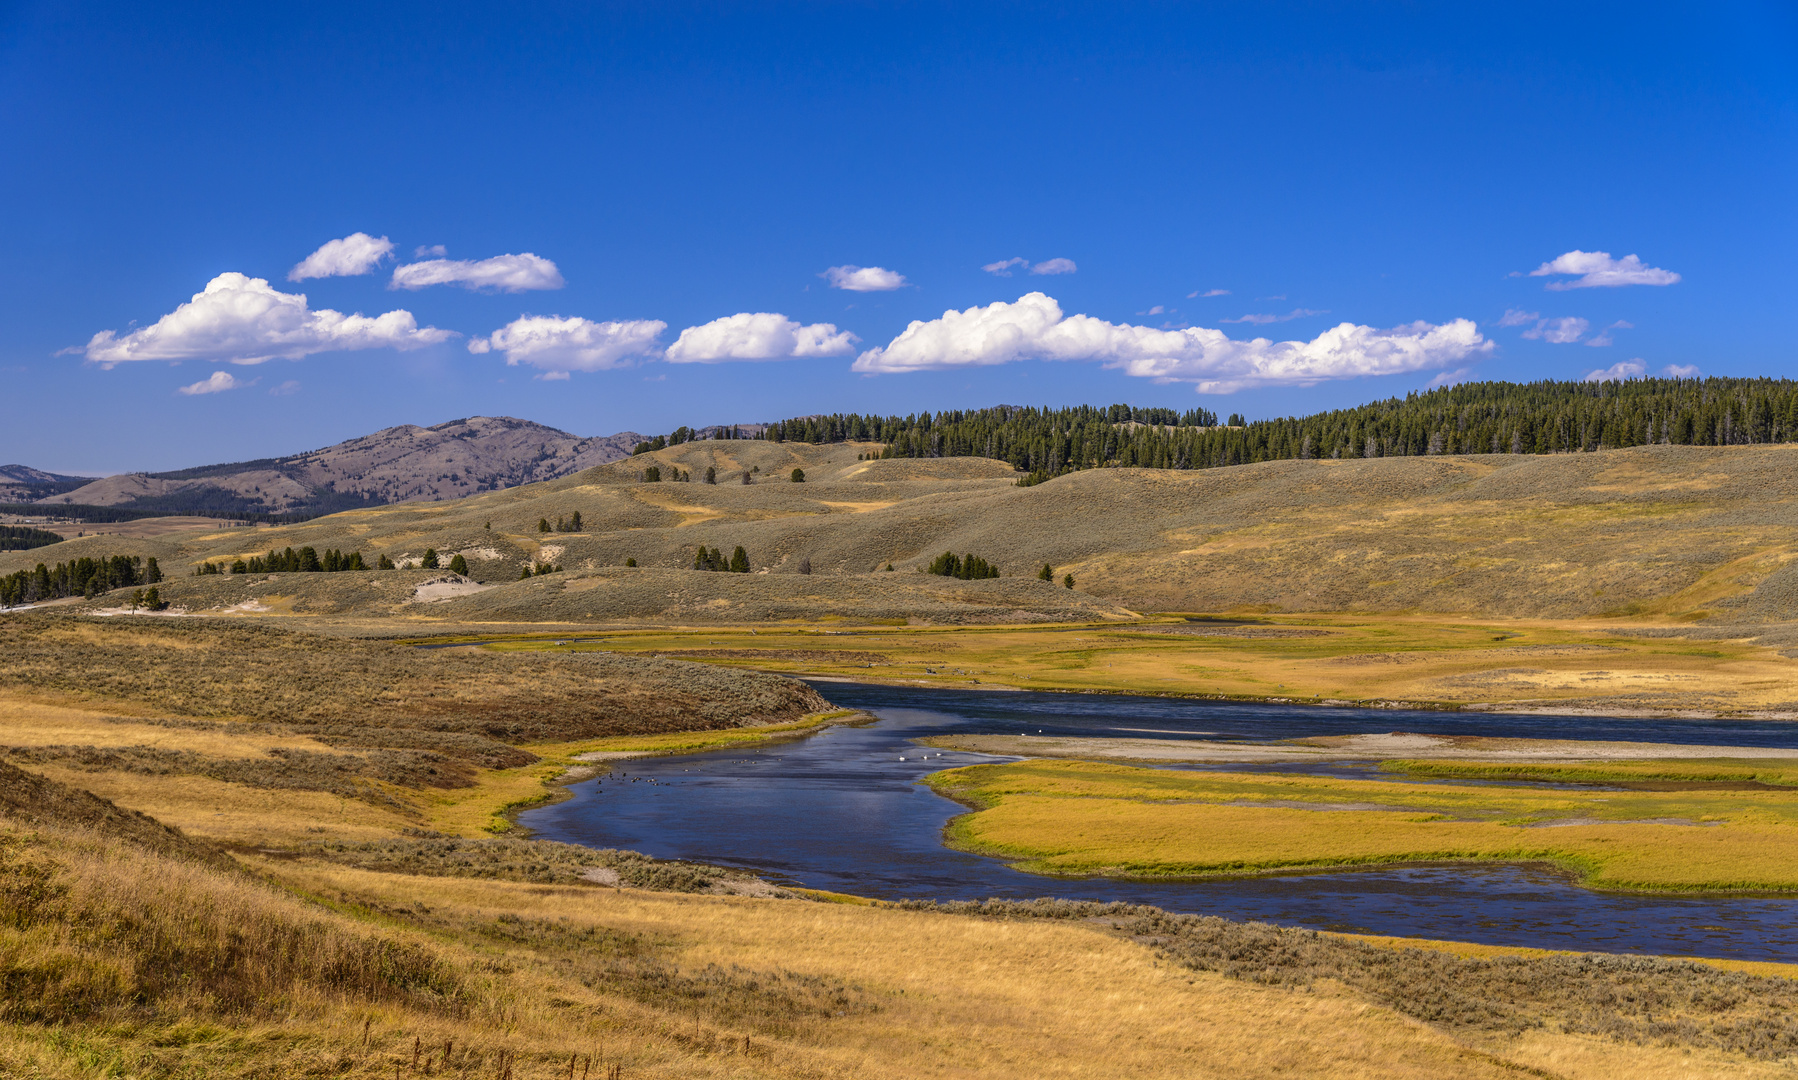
925;759;1798;891
433;614;1798;718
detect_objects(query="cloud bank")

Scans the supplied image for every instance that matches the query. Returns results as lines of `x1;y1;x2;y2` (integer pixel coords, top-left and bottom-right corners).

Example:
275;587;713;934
468;315;666;374
288;233;394;281
391;253;564;292
665;313;857;363
82;273;453;367
822;265;907;291
1530;250;1680;290
850;292;1491;393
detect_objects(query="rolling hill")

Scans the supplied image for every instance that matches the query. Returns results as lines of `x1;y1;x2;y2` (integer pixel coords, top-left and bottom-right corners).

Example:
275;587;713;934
9;438;1798;626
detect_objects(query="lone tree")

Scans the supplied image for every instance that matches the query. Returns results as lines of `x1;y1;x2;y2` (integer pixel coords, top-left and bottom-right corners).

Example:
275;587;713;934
421;548;440;569
642;466;662;483
790;468;805;483
704;466;717;484
729;546;750;573
625;557;637;567
449;553;469;575
1038;563;1053;582
1063;573;1075;589
797;556;812;575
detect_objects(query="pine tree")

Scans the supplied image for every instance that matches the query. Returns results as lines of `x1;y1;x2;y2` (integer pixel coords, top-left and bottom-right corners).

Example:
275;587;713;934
519;565;532;580
643;466;662;483
705;466;716;484
449;553;469;575
570;510;583;531
144;586;164;611
1063;574;1075;589
790;468;805;483
625;557;637;567
539;518;552;532
145;557;162;583
378;553;395;570
1038;563;1053;582
730;546;749;573
421;548;440;570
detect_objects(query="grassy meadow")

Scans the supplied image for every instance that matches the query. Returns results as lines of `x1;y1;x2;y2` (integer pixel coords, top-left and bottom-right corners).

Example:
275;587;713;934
438;614;1798;716
926;759;1798;892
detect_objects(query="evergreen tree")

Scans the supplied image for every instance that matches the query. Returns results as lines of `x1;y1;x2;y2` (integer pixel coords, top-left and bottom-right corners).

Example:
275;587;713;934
740;471;752;485
519;565;532;580
730;546;749;573
797;556;811;575
144;586;164;611
421;548;440;569
1064;573;1075;589
570;510;583;531
643;466;662;483
704;466;716;484
449;553;469;575
377;553;395;570
145;557;162;583
625;557;637;567
1038;563;1053;582
539;518;552;532
790;468;805;483
230;559;248;574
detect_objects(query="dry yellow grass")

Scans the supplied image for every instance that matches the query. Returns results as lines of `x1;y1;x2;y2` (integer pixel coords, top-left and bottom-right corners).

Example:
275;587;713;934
257;859;1609;1080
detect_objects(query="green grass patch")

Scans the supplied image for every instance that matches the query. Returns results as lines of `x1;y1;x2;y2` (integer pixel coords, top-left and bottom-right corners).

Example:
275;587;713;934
923;759;1798;892
1385;758;1798;788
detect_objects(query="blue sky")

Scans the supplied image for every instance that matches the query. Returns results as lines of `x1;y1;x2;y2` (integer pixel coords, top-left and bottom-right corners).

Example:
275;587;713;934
2;1;1793;473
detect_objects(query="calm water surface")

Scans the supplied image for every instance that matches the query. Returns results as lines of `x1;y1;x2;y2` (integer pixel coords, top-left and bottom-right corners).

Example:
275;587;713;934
519;682;1798;961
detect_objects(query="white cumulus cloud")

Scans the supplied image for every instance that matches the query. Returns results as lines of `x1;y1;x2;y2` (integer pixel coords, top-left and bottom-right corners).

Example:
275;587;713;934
1583;359;1648;383
1029;258;1077;275
850;292;1492;393
821;265;908;292
1665;364;1701;378
391;253;564;292
1522;316;1590;344
177;371;250;395
665;312;858;363
289;232;394;281
468;315;666;373
1529;250;1681;290
81;273;453;368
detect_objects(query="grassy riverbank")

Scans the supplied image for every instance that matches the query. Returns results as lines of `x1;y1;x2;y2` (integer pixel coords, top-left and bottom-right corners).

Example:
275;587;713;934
925;759;1798;892
441;613;1798;718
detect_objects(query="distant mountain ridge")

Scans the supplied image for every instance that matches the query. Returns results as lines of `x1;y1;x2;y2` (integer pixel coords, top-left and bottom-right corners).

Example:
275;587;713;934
0;465;95;502
32;417;648;515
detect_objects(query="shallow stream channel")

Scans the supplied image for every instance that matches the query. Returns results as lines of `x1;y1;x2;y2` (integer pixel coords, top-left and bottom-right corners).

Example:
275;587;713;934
519;682;1798;961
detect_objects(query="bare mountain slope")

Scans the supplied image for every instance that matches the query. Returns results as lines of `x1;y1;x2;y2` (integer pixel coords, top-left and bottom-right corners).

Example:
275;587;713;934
15;440;1798;623
40;416;645;515
0;465;92;502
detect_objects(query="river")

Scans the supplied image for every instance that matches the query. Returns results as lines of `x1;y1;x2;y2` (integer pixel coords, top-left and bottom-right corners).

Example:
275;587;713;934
519;682;1798;961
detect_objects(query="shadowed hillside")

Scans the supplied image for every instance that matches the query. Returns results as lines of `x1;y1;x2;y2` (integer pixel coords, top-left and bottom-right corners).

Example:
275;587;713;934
8;440;1798;623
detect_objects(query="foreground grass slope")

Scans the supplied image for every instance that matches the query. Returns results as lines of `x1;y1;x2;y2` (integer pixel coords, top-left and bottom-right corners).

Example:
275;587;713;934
10;440;1798;623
